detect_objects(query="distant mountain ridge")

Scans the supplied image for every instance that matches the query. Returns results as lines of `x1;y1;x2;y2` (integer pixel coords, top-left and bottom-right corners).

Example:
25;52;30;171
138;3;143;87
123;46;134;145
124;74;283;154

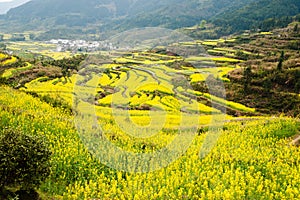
1;0;300;38
1;0;254;30
0;0;31;14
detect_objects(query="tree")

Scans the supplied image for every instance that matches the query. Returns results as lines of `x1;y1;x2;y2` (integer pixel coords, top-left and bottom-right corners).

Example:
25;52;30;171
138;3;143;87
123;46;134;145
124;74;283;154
236;50;249;60
293;23;299;33
29;33;35;40
0;128;51;198
243;66;252;94
199;20;207;30
263;78;272;96
277;51;284;71
0;43;6;50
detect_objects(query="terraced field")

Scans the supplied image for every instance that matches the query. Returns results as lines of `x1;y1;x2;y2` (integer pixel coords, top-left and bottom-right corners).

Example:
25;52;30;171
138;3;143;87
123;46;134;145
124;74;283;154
0;52;18;66
2;62;32;78
17;43;255;127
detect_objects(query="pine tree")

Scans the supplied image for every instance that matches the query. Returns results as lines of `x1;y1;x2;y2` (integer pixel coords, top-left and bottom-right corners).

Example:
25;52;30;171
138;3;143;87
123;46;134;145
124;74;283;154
243;66;252;94
277;51;284;71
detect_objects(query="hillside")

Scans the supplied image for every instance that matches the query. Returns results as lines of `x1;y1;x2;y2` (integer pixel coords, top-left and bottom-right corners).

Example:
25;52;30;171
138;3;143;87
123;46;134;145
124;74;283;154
226;23;300;116
2;0;246;32
212;0;300;34
107;0;256;31
0;0;300;40
188;23;300;116
3;0;299;38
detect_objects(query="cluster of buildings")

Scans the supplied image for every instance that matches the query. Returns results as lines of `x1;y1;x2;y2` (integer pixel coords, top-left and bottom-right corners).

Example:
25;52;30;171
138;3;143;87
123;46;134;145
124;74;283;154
47;39;117;52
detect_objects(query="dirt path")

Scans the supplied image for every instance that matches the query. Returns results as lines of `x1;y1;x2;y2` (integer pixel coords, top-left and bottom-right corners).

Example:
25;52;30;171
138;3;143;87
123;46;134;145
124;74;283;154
290;135;300;146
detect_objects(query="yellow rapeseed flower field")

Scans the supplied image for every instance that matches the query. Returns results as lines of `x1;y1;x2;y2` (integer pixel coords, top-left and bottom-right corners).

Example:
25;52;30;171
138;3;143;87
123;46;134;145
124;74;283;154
1;86;299;199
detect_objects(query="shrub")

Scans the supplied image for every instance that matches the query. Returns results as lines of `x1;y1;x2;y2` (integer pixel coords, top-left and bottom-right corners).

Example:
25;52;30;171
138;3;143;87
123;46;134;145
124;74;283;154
0;128;51;191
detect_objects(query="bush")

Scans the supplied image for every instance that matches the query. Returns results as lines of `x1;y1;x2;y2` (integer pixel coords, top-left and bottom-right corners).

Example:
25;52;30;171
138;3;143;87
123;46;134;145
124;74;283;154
0;128;51;191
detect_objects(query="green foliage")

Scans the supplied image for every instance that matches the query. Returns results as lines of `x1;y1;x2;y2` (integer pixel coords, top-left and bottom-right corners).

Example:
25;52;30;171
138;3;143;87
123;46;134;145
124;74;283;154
277;51;284;71
212;0;300;34
243;66;252;94
258;16;296;32
294;23;299;32
235;50;249;60
287;40;300;50
0;77;7;85
262;78;272;97
42;54;87;74
199;20;207;29
3;0;299;38
267;120;300;139
0;128;51;191
40;94;73;114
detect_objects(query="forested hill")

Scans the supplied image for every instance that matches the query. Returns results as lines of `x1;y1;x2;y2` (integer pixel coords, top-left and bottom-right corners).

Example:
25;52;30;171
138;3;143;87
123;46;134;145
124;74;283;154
3;0;253;28
107;0;257;30
1;0;300;37
212;0;300;34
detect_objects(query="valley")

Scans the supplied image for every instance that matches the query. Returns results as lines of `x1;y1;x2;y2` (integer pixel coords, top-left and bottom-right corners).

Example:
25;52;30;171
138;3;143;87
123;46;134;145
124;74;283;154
0;0;300;199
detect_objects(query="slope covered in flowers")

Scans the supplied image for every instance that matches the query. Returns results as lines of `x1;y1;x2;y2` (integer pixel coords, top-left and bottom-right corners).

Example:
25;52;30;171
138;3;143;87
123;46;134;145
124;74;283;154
0;86;299;199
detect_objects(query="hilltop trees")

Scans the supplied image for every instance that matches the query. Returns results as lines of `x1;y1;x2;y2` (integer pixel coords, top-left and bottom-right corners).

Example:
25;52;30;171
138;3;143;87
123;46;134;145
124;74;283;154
198;20;207;30
42;54;87;75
